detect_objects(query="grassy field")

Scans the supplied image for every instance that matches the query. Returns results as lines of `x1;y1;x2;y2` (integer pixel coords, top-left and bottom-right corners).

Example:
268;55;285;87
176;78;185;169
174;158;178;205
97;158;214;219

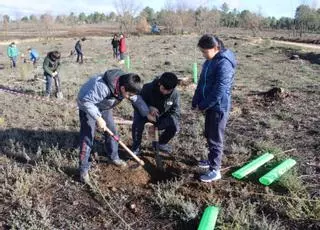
0;33;319;229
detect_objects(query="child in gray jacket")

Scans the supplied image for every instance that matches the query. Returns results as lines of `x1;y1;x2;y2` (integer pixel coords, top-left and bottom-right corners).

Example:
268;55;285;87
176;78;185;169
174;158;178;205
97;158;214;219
77;69;153;184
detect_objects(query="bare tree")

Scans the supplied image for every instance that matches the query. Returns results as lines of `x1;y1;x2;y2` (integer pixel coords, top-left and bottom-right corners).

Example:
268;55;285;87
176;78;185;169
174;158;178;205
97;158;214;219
239;10;262;36
40;13;54;41
158;9;179;34
15;11;23;30
2;15;9;40
113;0;141;33
136;16;150;33
195;7;221;34
175;0;195;34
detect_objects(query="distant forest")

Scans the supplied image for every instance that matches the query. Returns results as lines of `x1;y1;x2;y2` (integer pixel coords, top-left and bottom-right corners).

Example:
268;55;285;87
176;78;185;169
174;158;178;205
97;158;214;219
2;2;319;36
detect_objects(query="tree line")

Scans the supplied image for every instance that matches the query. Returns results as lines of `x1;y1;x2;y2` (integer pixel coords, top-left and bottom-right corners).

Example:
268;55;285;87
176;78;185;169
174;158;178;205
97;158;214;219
2;2;320;36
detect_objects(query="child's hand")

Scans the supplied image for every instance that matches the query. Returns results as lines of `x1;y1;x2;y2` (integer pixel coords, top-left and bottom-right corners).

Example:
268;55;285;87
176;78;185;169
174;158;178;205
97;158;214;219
147;113;157;123
96;117;107;131
149;106;159;117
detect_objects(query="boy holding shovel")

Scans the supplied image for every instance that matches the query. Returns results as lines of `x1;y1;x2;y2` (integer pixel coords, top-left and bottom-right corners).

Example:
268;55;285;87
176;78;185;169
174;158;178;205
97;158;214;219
77;69;154;184
131;72;180;156
43;51;63;98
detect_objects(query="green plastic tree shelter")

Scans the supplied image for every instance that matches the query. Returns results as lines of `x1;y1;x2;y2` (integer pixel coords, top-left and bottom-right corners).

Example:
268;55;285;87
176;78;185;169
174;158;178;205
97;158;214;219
259;158;297;186
198;206;219;230
193;62;198;83
125;55;130;71
232;153;274;179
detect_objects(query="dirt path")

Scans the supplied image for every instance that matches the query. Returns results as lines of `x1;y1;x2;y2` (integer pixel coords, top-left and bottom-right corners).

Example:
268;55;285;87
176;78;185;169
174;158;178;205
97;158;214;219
272;40;320;50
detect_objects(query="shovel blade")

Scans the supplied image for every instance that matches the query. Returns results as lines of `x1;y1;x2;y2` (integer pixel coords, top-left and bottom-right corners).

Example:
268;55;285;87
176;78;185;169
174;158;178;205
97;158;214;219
155;145;164;171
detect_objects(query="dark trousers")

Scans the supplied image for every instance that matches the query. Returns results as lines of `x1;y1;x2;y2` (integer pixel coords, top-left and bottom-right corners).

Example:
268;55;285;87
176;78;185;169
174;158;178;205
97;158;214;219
132;109;179;151
79;109;119;174
76;51;83;63
113;47;119;59
120;52;126;61
31;58;37;66
205;110;229;171
10;57;17;68
45;73;61;96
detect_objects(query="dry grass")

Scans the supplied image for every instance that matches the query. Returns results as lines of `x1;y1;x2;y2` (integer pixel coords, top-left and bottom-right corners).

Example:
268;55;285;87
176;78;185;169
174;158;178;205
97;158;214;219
0;32;319;229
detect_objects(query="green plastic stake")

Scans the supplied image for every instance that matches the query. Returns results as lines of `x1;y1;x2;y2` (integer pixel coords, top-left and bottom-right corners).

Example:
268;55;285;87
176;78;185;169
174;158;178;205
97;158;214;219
259;158;297;186
125;55;130;71
198;206;219;230
232;153;274;179
192;62;198;83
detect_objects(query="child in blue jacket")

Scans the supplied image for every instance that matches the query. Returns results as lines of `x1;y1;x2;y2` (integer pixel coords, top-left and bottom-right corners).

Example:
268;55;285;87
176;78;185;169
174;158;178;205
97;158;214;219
192;34;237;182
28;48;39;66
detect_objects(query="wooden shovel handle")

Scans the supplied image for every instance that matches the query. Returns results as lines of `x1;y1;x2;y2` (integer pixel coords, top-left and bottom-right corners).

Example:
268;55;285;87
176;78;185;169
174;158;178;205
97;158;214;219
104;126;145;166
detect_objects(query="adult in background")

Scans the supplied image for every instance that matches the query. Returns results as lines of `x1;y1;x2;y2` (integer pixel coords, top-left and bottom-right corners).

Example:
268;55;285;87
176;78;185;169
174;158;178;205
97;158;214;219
192;34;237;182
75;37;86;64
7;42;19;68
43;51;63;98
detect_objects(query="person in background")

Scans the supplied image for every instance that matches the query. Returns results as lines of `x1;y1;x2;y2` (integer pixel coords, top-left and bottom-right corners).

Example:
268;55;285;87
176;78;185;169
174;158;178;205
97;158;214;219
75;37;86;64
111;34;119;60
43;51;63;98
28;47;39;66
7;42;19;68
192;34;237;183
119;34;126;64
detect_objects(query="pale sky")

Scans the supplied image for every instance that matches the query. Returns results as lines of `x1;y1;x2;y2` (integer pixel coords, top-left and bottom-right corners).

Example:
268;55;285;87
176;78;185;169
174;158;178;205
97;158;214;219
0;0;319;19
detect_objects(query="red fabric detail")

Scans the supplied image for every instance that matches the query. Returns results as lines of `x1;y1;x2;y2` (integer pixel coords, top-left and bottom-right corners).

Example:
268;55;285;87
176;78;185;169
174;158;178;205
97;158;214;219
80;141;87;161
114;77;120;96
119;38;126;53
113;135;120;142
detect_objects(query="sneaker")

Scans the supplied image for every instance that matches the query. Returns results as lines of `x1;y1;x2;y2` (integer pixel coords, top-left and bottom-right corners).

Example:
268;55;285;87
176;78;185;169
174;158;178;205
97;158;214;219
80;171;91;185
112;159;127;167
198;160;210;169
132;148;141;156
127;148;141;160
56;91;63;99
152;142;172;154
200;170;221;183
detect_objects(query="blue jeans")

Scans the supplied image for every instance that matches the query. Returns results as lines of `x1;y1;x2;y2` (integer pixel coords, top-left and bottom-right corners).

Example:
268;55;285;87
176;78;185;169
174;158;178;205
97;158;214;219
10;57;17;68
132;109;179;151
79;109;119;174
205;110;229;171
45;73;61;96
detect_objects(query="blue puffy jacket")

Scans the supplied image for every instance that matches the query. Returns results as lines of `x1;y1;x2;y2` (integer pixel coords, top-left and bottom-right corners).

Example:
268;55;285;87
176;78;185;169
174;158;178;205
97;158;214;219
29;49;39;61
192;49;237;113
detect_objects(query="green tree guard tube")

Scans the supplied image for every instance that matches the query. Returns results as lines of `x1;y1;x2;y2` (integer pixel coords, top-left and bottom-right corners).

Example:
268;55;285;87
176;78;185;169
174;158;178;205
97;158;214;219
193;62;198;83
198;206;219;230
125;55;130;71
259;158;297;186
232;153;274;179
